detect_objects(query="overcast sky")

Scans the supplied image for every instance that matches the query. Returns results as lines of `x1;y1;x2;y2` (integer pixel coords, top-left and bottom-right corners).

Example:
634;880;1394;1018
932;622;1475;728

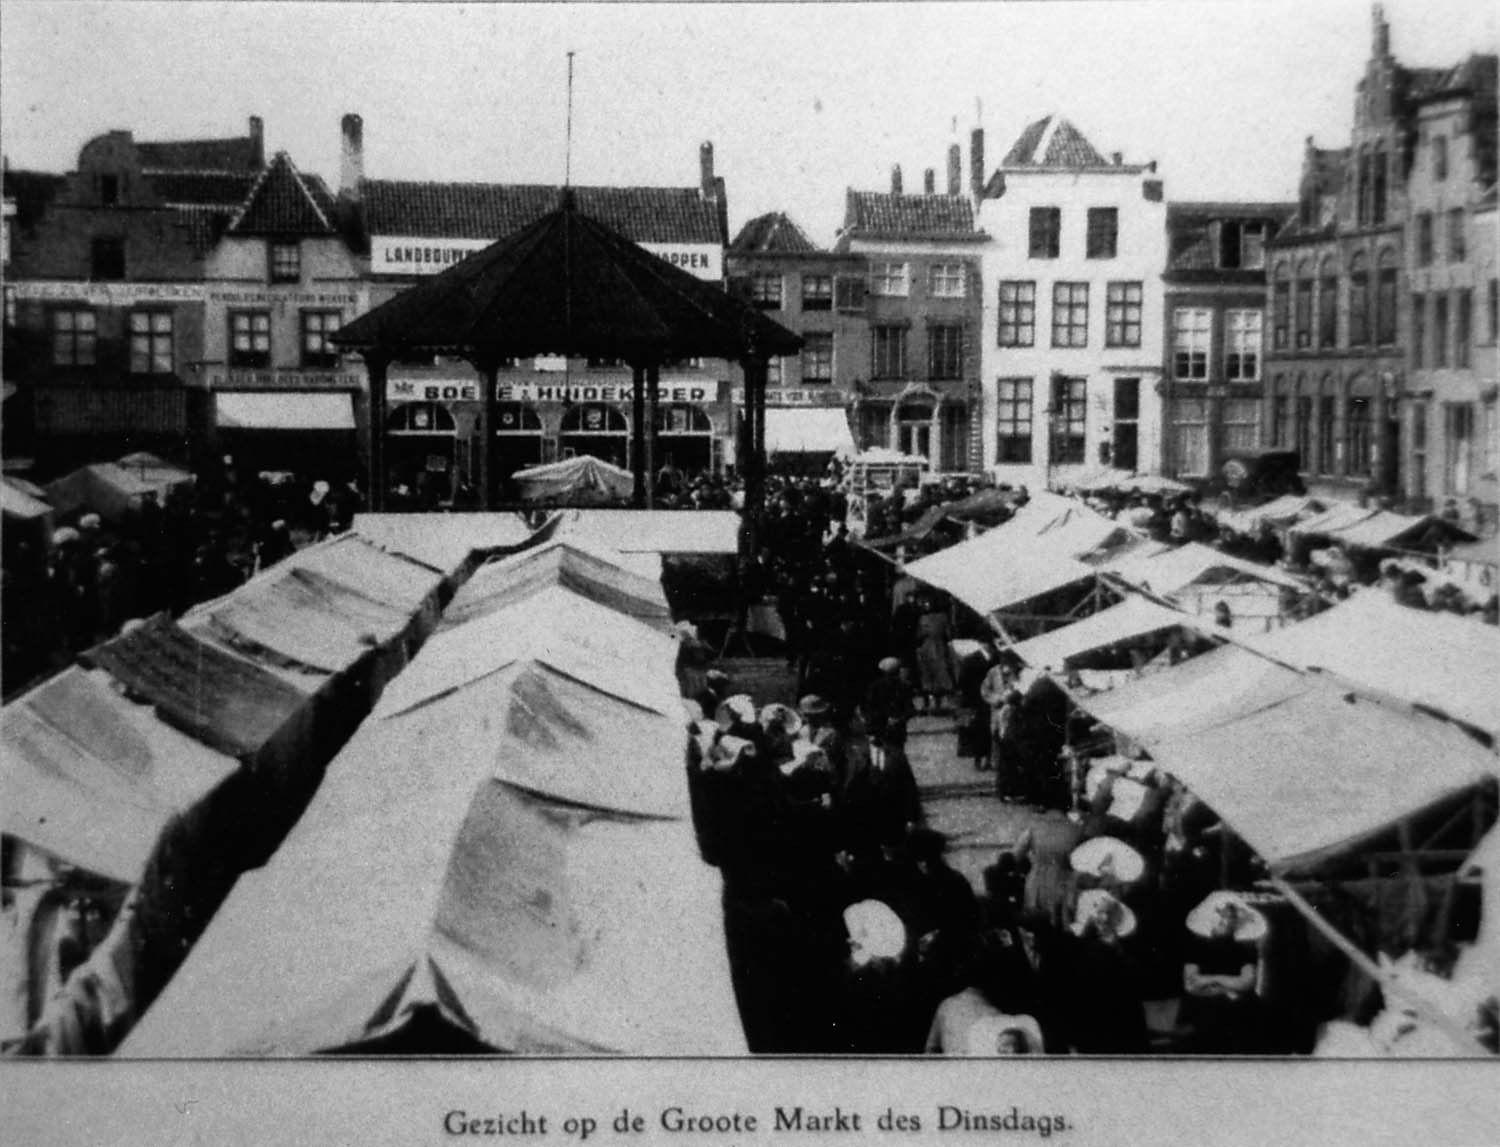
2;1;1495;245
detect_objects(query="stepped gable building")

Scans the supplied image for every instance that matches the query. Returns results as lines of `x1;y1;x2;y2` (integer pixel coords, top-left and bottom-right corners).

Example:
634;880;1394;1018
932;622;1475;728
1162;201;1295;481
1263;5;1496;526
2;118;268;472
833;155;986;473
974;115;1168;488
725;211;865;462
1402;52;1498;534
355;134;736;488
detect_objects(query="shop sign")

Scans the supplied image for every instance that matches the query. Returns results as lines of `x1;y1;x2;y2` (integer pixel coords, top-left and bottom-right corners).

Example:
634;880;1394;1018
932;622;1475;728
371;236;722;282
209;369;363;389
496;382;712;404
13;280;205;305
388;376;480;402
639;243;723;282
731;387;848;408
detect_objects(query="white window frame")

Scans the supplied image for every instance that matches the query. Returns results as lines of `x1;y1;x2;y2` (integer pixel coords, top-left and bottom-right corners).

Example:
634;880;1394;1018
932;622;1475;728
870;261;910;298
928;262;966;299
129;310;174;375
1173;307;1212;380
1224;309;1262;381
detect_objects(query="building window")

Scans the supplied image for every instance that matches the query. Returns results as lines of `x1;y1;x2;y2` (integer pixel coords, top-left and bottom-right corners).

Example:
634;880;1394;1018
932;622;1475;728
1348;254;1369;347
1318;268;1338;348
1105;281;1142;348
1271;382;1291;448
1294;275;1313;348
1317;393;1337;474
1375;257;1398;345
128;311;173;374
871;325;908;379
1484;400;1498;478
995;378;1033;464
1372;147;1387;225
1272;268;1291;349
801;274;832;311
1448;209;1466;264
766;356;782;387
1412;294;1426;368
1434;293;1450;367
1028;207;1061;259
927;324;962;380
1416;214;1434;266
1346;395;1372;477
997;281;1036;347
1490;279;1500;344
1217;220;1266;270
1051;282;1089;348
1173;398;1209;477
230;310;272;368
1113;378;1140;470
270;241;301;283
750;272;782;309
928;263;967;298
1051;376;1087;463
90;237;125;281
1444;403;1474;495
50;308;97;366
1295;394;1313;468
1456;289;1472;369
1410;402;1428;501
1224;309;1262;381
1172;307;1211;380
870;262;909;297
801;331;833;384
2;285;16;328
834;275;866;313
1356;151;1371;227
1223;398;1260;454
99;174;120;206
301;309;342;368
1433;135;1448;182
1085;208;1118;259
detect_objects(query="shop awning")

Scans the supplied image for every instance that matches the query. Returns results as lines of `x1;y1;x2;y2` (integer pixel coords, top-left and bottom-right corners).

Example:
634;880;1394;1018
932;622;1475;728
1149;686;1499;874
1239;590;1500;741
1105;542;1308;597
763;407;855;456
216;392;356;431
1009;596;1209;671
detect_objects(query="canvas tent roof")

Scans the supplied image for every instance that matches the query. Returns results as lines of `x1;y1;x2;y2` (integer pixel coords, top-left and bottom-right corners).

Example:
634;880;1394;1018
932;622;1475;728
114;451;194;496
1240;590;1500;741
1077;642;1309;747
43;462;158;522
351;512;536;573
1148;687;1499;873
552;508;741;555
1214;494;1327;536
441;538;672;633
0;480;51;521
1105;542;1308;597
512;454;636;505
78;613;306;760
1290;506;1473;551
763;407;856;456
287;533;443;615
1009;596;1208;670
1;667;238;884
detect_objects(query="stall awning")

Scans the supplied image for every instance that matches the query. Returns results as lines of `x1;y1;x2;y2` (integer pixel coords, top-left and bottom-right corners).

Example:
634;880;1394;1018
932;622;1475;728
764;407;854;456
1149;686;1499;873
1240;590;1500;741
553;508;742;556
1105;542;1308;596
1009;596;1208;670
216;392;356;431
0;480;51;521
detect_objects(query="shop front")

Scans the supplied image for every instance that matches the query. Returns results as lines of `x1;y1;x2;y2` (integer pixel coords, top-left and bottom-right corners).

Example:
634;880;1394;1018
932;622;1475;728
211;378;361;481
855;383;972;473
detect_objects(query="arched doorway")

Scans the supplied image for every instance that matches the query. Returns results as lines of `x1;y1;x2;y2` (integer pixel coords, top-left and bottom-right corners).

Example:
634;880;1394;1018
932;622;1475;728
494;401;544;478
386;401;456;504
653;403;714;476
560;402;629;468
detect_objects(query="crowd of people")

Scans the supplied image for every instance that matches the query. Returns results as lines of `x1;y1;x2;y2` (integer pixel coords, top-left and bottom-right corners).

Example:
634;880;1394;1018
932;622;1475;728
2;457;363;698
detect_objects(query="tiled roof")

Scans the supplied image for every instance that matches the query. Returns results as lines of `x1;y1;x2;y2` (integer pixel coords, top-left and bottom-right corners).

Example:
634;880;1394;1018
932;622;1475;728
136;134;261;173
173;205;236;255
146;170;260;208
363;181;725;244
840;190;978;239
227;152;335;236
2;169;66;229
1001;116;1110;169
731;212;819;253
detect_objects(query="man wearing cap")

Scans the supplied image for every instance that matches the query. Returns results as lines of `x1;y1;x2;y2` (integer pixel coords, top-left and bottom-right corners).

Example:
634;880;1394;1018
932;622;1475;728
861;657;913;763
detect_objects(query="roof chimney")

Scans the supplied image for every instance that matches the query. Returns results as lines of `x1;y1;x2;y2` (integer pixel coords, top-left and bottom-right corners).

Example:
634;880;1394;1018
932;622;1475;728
340;113;364;199
923;168;935;195
1112;151;1123;166
248;116;265;167
700;141;716;199
947;144;961;195
891;164;903;195
970;128;985;199
1373;4;1390;58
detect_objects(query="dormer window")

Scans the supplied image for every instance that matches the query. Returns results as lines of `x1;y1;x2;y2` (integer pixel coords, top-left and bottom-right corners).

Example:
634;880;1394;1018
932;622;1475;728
270;241;301;283
91;237;125;281
99;174;120;207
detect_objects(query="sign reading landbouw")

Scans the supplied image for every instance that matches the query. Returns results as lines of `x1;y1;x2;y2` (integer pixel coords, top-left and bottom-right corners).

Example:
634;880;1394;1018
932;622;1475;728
371;236;723;281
